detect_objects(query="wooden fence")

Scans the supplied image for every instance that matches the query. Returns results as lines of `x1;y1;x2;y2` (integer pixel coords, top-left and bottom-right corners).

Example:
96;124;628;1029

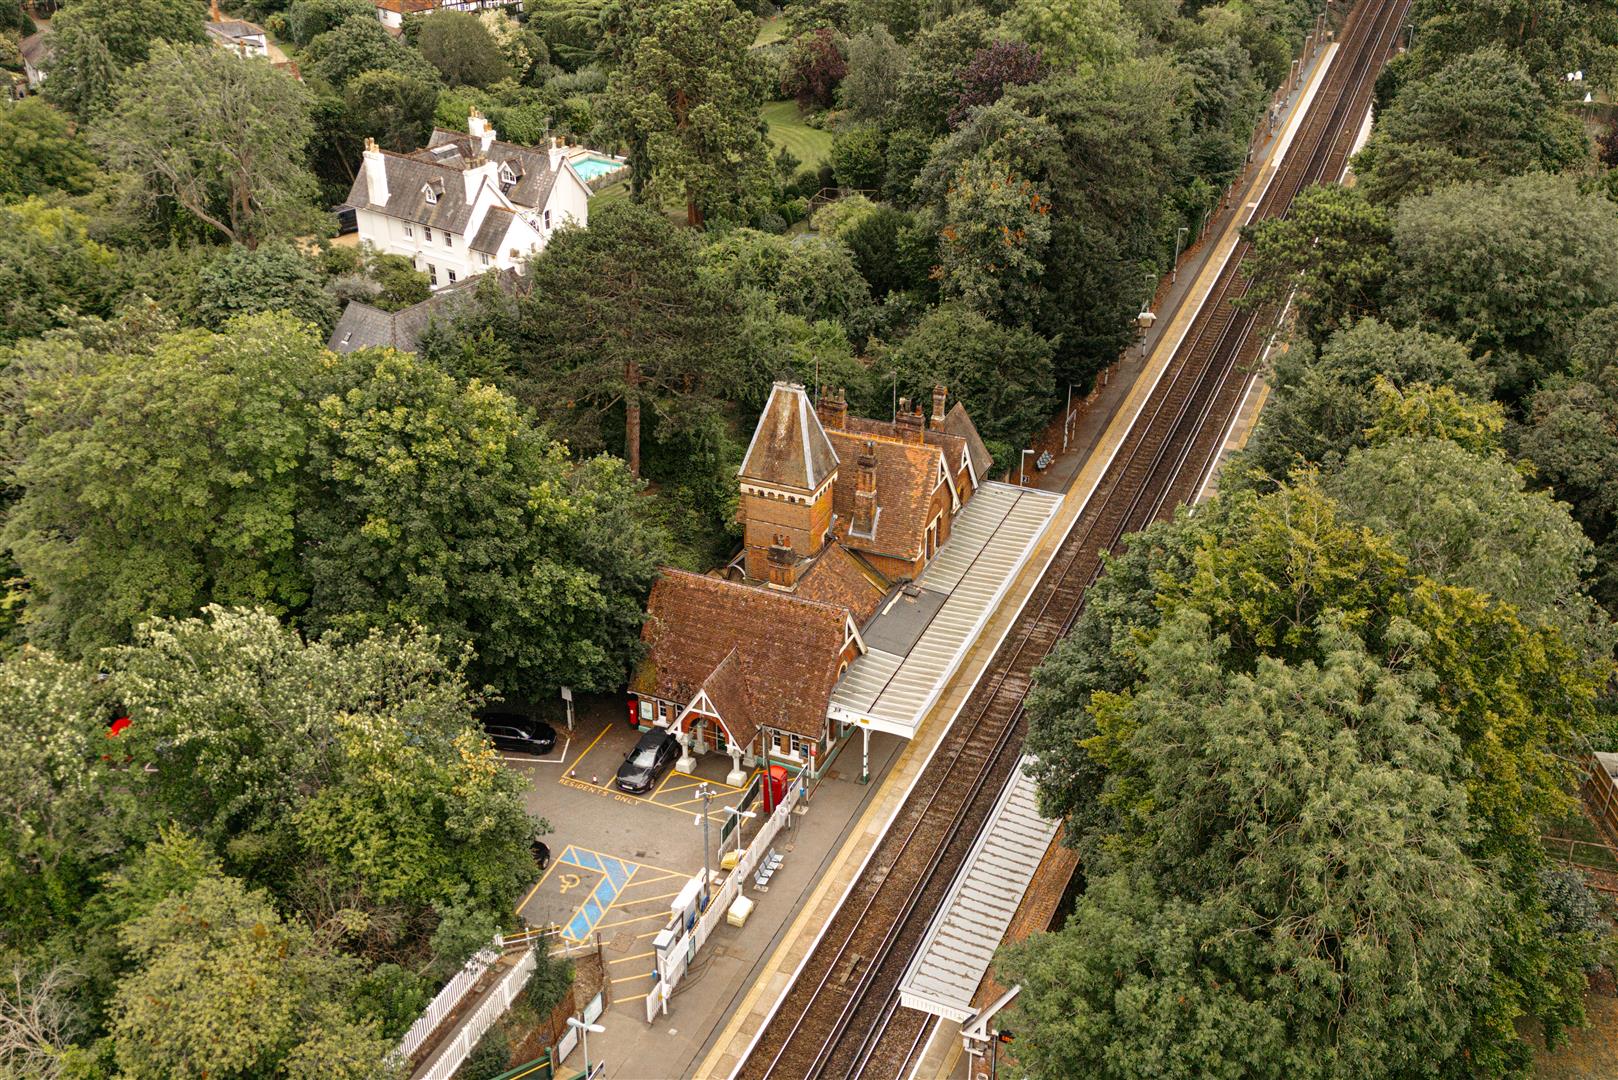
398;941;502;1061
1581;755;1618;846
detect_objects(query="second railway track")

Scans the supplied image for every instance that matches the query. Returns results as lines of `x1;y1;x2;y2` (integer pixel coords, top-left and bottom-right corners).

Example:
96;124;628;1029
732;1;1412;1075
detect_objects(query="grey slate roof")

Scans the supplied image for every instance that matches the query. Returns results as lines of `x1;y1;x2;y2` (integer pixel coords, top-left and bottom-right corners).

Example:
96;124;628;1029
344;152;487;234
739;382;839;492
20;31;51;68
424;129;562;211
327;271;518;354
469;206;515;255
898;758;1059;1023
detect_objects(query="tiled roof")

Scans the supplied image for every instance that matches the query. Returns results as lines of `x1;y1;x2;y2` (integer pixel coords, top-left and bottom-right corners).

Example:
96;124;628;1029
205;18;265;40
327;271;518;353
344;151;488;234
826;430;945;562
375;0;435;13
942;402;993;481
796;543;889;624
633;569;848;740
694;648;761;749
843;415;969;478
468;206;514;255
20;32;50;66
425;129;561;211
740;382;838;493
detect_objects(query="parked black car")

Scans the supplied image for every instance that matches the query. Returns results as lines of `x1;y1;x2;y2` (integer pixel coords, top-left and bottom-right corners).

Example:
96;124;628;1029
480;713;557;756
616;729;679;793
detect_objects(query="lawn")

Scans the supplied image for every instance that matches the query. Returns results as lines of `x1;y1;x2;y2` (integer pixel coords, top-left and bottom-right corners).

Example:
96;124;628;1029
754;13;787;46
763;100;836;172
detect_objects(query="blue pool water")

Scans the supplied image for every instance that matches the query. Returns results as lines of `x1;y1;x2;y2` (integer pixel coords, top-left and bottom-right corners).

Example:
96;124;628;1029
571;156;625;182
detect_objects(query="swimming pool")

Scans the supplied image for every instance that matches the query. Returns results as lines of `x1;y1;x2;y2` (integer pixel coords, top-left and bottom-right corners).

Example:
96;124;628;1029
571;155;626;182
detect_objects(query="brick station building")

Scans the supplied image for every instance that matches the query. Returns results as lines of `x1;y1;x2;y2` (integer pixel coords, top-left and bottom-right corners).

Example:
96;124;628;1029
629;381;991;783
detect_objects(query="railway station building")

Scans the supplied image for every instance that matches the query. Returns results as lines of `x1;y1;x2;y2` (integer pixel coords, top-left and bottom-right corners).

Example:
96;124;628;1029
629;381;1058;784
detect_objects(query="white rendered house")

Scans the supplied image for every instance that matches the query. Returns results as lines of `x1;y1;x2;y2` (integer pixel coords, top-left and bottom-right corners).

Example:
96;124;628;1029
345;112;590;289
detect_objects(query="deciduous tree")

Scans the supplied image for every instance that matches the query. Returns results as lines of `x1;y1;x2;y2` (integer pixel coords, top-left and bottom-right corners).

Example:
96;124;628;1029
780;27;847;109
1391;173;1618;394
417;10;509;87
0;98;98;199
92;45;319;247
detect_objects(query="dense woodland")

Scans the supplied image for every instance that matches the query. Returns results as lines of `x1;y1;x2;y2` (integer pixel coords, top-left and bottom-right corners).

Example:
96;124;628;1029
2;0;1618;1072
1014;0;1618;1076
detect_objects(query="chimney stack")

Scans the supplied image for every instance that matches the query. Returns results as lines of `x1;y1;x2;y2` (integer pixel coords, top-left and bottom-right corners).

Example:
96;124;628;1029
853;441;878;535
767;534;798;589
931;385;948;429
895;400;925;444
468;108;496;154
549;135;567;173
816;385;848;431
209;0;221;20
362;137;389;206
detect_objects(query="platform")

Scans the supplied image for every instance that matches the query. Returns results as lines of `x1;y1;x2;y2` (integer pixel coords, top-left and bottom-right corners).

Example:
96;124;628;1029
827;484;1060;740
898;757;1059;1023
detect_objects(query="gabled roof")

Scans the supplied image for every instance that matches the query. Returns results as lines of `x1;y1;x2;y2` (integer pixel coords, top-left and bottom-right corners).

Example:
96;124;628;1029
20;32;50;67
632;569;849;739
469;205;516;255
740;382;839;493
825;430;947;562
425;129;562;211
205;18;266;41
344;151;487;233
795;543;890;625
941;402;993;482
327;270;518;353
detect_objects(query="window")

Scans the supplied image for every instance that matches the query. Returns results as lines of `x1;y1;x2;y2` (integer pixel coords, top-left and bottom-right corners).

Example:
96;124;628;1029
447;269;457;284
543;209;552;229
404;224;413;238
422;183;437;205
445;233;453;247
424;226;433;241
427;263;437;285
480;253;490;266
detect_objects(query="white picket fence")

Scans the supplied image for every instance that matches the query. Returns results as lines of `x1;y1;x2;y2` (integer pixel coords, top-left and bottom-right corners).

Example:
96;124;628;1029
418;947;537;1080
646;781;802;1021
397;942;503;1061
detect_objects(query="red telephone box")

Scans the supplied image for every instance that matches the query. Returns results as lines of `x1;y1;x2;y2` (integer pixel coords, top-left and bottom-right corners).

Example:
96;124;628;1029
763;765;789;811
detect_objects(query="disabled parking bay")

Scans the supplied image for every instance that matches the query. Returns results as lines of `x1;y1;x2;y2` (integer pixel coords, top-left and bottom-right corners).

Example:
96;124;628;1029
504;700;761;1009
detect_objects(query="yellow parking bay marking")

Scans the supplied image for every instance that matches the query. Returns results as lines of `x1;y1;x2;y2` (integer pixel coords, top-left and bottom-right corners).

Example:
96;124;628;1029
597;909;676;931
618;872;684;890
608;951;655;965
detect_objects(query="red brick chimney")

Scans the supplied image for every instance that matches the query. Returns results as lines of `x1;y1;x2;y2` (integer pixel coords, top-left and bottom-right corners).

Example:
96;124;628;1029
853;442;878;535
895;400;925;444
931;385;948;430
767;534;799;589
816;386;847;431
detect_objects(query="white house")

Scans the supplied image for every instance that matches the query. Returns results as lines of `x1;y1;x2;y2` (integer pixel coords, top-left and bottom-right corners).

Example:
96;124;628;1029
371;0;520;31
344;112;591;290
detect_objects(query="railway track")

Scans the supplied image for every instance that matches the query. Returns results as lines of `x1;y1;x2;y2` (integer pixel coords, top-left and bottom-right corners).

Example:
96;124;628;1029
731;2;1410;1076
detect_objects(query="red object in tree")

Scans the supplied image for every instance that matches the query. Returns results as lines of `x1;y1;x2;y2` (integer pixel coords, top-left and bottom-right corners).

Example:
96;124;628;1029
106;716;131;737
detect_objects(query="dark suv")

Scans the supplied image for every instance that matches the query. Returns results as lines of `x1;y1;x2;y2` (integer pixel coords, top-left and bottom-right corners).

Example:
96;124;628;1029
480;713;557;756
615;729;679;793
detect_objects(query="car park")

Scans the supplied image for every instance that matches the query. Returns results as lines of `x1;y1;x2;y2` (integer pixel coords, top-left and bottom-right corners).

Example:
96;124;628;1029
481;713;557;756
615;728;679;793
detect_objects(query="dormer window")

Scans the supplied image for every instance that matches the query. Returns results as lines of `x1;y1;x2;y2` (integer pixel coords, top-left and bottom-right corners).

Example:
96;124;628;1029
422;183;438;205
498;162;516;189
